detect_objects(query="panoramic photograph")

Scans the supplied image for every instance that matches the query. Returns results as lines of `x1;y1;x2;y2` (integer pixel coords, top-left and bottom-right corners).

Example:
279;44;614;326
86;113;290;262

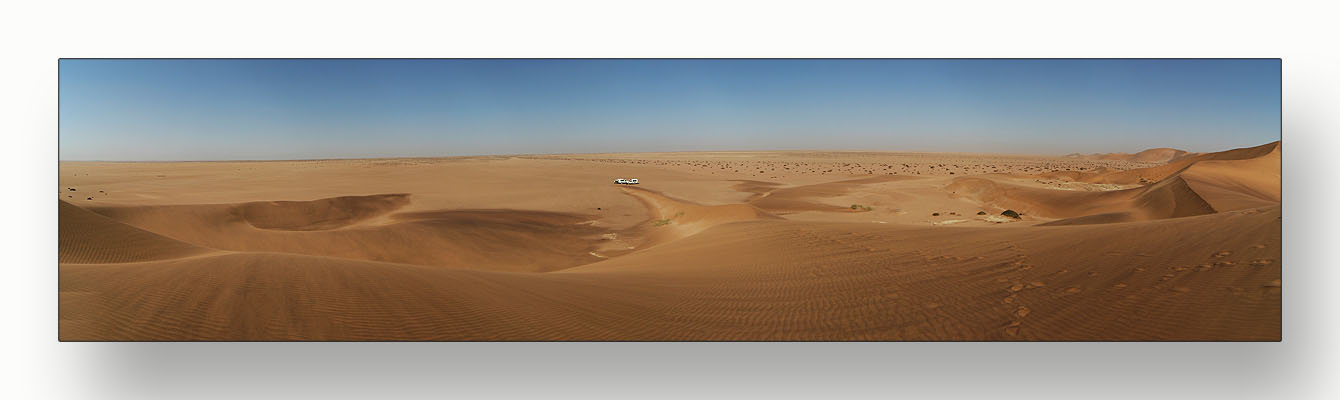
57;59;1281;341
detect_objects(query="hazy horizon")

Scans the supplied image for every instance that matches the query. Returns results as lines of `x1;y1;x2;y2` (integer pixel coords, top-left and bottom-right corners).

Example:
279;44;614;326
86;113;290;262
59;59;1281;161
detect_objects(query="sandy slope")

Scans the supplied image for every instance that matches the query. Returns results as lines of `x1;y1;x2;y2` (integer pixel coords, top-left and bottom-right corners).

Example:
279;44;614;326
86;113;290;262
58;142;1281;341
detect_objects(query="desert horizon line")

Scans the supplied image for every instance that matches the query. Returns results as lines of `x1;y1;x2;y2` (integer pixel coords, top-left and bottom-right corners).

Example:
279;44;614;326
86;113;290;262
56;140;1280;163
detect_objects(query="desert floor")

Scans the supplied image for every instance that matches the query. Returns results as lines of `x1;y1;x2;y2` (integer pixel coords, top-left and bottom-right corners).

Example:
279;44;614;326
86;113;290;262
58;143;1281;340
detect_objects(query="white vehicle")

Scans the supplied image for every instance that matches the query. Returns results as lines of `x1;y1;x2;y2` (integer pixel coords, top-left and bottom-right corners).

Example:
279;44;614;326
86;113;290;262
627;178;639;185
613;178;640;185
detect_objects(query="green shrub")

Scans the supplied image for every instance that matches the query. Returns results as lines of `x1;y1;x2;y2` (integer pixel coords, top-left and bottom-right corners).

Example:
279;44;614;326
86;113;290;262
1001;209;1021;219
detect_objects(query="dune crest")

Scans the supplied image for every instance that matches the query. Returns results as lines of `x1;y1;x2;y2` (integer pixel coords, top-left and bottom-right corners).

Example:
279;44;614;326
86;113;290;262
240;193;411;231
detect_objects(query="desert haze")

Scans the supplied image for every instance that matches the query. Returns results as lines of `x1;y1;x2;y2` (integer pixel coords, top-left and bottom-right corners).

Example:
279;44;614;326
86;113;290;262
58;142;1281;341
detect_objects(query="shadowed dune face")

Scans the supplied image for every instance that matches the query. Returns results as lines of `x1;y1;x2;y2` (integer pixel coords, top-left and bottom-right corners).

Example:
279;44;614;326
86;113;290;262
59;200;210;264
58;142;1281;341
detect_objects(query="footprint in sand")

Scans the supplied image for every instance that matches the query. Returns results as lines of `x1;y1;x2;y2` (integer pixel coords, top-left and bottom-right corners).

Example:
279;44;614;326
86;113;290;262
1249;259;1274;266
1015;307;1031;318
1002;295;1017;304
1213;251;1232;258
1003;321;1022;337
1160;274;1176;281
1062;287;1082;294
1009;284;1025;292
1028;281;1046;288
1171;266;1188;271
1250;244;1266;249
1113;282;1129;289
1194;264;1214;272
1264;279;1282;288
924;303;942;309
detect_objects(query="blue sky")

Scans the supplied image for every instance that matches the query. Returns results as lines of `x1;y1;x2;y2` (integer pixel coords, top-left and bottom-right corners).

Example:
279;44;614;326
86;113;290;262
59;59;1280;161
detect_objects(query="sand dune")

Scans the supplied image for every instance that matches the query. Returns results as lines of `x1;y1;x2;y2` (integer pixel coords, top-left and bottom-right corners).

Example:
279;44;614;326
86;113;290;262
84;195;608;272
952;142;1279;224
58;142;1281;341
1067;147;1195;163
60;206;1280;341
1062;141;1278;185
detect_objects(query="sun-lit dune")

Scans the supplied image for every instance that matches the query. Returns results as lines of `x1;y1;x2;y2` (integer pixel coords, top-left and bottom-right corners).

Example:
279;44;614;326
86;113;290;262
951;142;1280;225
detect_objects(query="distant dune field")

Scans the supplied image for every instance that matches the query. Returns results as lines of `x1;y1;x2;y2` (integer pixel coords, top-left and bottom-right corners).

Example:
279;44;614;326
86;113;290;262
58;143;1281;340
